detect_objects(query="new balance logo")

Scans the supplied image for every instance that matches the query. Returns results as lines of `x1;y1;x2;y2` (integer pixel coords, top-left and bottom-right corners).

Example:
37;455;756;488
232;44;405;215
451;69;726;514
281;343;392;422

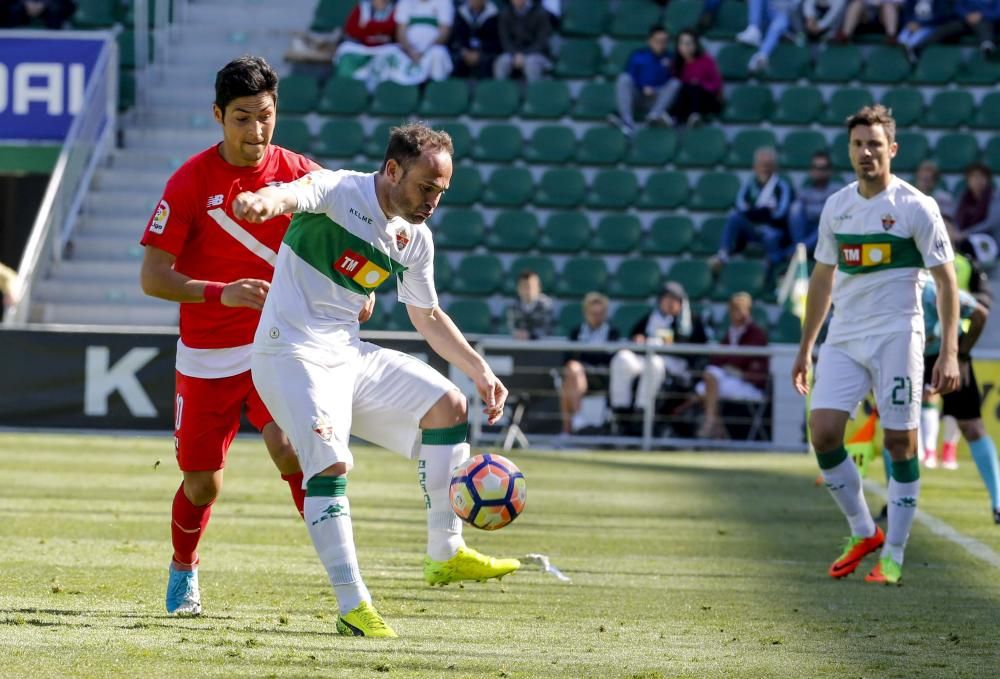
206;194;224;208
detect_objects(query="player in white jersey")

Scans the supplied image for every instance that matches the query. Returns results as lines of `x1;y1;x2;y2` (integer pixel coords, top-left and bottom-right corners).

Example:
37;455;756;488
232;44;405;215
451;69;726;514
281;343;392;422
231;123;518;637
791;105;961;586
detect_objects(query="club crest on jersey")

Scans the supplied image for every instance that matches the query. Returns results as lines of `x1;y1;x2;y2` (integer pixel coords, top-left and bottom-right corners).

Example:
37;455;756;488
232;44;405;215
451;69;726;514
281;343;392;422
881;213;896;231
395;228;410;251
333;249;391;289
150;199;170;234
312;416;334;442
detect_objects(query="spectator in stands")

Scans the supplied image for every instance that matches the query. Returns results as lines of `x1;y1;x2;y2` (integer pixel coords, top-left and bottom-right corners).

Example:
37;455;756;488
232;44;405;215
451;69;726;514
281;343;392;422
609;25;678;136
897;0;956;59
735;0;800;72
560;292;621;435
344;0;398;46
3;0;75;28
693;292;769;439
711;147;794;272
911;0;1000;57
954;163;1000;258
287;0;396;66
506;270;554;340
395;0;454;81
788;151;841;258
0;261;19;321
697;0;724;33
450;0;501;79
493;0;552;81
835;0;902;43
668;29;724;126
915;159;956;225
800;0;849;40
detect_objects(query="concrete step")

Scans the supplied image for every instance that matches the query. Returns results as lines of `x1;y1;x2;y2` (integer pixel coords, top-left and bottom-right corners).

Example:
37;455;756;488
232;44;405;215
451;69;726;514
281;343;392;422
50;259;141;281
83;190;161;217
92;166;172;193
33;301;177;326
76;215;150;238
123;127;220;151
34;279;150;305
67;235;146;262
183;1;315;31
108;149;192;172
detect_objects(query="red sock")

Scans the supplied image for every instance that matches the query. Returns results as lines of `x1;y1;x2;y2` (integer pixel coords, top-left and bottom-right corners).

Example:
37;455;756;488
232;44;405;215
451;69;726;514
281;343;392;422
171;484;213;568
282;472;306;519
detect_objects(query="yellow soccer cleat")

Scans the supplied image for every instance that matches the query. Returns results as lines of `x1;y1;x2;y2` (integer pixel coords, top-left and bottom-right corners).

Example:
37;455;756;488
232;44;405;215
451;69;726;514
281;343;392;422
423;546;520;586
336;601;398;638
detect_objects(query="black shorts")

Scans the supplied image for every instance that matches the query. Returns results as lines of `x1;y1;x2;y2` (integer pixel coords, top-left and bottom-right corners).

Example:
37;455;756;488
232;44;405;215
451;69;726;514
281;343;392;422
923;354;981;420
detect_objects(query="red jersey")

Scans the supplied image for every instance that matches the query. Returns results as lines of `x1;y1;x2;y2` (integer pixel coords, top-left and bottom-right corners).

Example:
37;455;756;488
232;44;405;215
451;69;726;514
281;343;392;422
141;144;319;352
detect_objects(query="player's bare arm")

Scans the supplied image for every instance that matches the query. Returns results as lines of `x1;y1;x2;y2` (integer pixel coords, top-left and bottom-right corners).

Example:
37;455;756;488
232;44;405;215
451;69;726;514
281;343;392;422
928;262;961;395
792;262;836;395
231;185;298;223
960;301;989;355
140;245;268;309
407;304;508;424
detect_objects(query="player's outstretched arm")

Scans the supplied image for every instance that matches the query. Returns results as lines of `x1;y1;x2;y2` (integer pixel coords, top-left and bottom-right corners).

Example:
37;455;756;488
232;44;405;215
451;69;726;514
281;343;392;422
407;304;508;424
929;262;961;395
140;245;268;309
791;262;836;395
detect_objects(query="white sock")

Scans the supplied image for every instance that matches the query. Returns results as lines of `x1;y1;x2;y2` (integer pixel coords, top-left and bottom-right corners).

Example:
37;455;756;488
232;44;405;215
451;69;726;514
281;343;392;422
419;424;469;562
920;406;939;454
885;478;920;564
820;455;876;538
942;414;960;446
304;477;370;615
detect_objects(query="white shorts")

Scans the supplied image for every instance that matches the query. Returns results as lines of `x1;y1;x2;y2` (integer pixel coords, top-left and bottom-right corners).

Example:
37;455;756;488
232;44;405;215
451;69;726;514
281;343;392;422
251;342;456;479
695;365;764;401
811;331;924;430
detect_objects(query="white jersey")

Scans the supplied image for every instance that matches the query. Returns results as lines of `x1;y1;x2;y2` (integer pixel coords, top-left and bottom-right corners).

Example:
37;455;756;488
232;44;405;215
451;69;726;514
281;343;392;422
815;176;952;344
396;0;454;53
254;170;437;357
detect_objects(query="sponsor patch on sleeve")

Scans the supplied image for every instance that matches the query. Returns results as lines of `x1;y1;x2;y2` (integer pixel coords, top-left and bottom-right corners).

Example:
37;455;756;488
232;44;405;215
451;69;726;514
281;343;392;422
150;199;170;234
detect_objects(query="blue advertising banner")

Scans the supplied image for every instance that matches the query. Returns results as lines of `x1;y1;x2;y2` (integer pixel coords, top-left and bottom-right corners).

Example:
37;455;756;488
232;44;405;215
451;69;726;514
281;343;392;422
0;30;109;141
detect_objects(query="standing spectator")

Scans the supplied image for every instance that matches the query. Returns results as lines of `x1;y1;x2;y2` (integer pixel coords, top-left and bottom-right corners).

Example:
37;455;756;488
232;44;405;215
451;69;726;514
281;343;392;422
694;293;769;439
912;0;1000;57
609;25;678;136
835;0;903;43
395;0;454;81
735;0;801;72
506;270;554;340
789;151;842;257
954;163;1000;258
800;0;849;40
450;0;501;79
711;147;794;272
669;29;724;126
3;0;75;28
560;292;621;435
493;0;552;82
897;0;956;59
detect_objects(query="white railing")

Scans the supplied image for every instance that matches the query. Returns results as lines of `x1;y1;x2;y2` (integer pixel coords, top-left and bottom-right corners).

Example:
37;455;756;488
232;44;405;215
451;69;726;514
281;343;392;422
6;34;118;326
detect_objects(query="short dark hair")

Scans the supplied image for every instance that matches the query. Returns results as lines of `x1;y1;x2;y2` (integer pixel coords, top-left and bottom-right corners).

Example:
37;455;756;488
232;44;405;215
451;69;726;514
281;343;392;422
648;24;667;37
381;122;454;172
676;29;703;58
965;162;992;179
214;55;278;115
812;150;831;163
517;270;538;283
846;105;896;144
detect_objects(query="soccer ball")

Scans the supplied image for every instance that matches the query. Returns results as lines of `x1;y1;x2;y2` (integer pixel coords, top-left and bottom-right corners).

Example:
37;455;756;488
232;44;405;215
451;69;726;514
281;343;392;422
449;453;526;531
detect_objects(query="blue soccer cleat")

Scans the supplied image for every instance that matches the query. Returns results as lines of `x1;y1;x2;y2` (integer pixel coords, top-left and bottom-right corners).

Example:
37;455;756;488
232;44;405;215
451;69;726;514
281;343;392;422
166;562;202;616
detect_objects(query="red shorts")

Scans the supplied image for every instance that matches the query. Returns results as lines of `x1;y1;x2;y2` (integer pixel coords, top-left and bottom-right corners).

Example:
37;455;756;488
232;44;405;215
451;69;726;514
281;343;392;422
174;370;274;472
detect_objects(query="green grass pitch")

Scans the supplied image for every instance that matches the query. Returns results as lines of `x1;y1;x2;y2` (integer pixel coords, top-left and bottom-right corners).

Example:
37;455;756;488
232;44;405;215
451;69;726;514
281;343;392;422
1;432;998;678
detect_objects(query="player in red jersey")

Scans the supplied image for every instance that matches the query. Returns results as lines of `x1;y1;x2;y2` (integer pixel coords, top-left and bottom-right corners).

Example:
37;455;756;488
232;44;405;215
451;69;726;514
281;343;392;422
140;56;373;616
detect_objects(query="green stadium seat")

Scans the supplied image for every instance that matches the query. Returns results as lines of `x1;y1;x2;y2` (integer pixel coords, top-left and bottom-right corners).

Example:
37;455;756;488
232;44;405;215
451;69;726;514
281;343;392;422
370;82;419;117
523;125;576;164
538;212;591;253
469;80;520;118
813;45;862;82
922;91;974;128
271;120;311;154
771;310;802;343
434;253;453;293
557;257;610;298
452;255;503;295
561;0;610;36
535;168;587;207
365;121;397;159
644;216;694;255
830;132;851;171
118;71;135;111
73;0;119;27
487;210;539;252
726;130;778;168
603;40;645;78
722;85;774;124
576;127;628;165
626;127;678;166
444;166;483;206
592;215;643;254
707;0;749;38
690;218;726;256
435;121;472;160
506;256;557;293
318;77;369;115
610;0;664;38
674;127;727;167
558;303;584;336
554;39;602;78
956;52;1000;85
880;88;924;127
311;0;354;31
688;172;740;211
972;92;1000;129
761;43;811;82
481;167;535;207
572;82;617;120
418;79;469;117
278;75;319;115
117;31;136;69
779;130;828;169
521;80;572;119
716;44;755;82
638;171;689;209
910;45;962;84
313;119;364;158
587;170;640;209
714;260;766;301
665;0;703;32
612;302;651;337
387;302;415;331
447;300;494;335
822;87;874;126
666;259;713;300
472;124;523;162
892;131;929;172
861;46;911;83
934;133;980;173
436;209;485;250
984;137;1000;173
771;86;824;125
608;258;663;299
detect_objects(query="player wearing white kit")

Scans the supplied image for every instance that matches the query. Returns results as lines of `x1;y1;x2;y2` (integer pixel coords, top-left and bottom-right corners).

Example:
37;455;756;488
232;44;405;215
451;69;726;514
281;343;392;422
232;123;519;638
792;105;961;585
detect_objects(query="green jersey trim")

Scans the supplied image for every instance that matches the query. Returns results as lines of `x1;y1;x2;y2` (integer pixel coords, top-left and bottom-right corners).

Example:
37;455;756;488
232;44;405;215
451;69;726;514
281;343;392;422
407;16;440;27
834;232;924;274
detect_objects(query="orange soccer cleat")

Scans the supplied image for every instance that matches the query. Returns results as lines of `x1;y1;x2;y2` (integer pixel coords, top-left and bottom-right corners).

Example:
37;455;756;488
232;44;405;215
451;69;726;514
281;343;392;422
828;526;885;579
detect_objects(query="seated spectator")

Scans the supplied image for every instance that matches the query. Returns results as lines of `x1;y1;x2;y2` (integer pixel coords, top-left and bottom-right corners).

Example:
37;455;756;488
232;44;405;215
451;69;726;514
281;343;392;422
345;0;398;46
954;163;1000;262
913;0;999;57
668;30;724;126
735;0;800;72
609;282;709;418
394;0;454;81
914;159;955;224
609;25;678;136
450;0;501;79
493;0;552;82
3;0;75;28
288;0;395;66
711;147;794;272
835;0;902;43
694;293;769;439
697;0;725;33
799;0;849;41
897;0;956;58
560;292;621;435
506;270;554;340
789;151;842;258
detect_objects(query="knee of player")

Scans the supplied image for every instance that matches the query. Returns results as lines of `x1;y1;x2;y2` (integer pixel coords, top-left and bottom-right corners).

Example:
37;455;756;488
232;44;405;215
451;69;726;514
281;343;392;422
183;473;222;506
421;390;468;429
959;418;987;441
564;360;584;378
808;417;843;453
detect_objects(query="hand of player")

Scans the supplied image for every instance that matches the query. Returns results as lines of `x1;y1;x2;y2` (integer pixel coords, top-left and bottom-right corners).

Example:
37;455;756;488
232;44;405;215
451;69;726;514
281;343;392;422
475;371;509;425
232;191;280;224
221;278;270;310
791;349;812;396
358;292;376;323
929;352;960;395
